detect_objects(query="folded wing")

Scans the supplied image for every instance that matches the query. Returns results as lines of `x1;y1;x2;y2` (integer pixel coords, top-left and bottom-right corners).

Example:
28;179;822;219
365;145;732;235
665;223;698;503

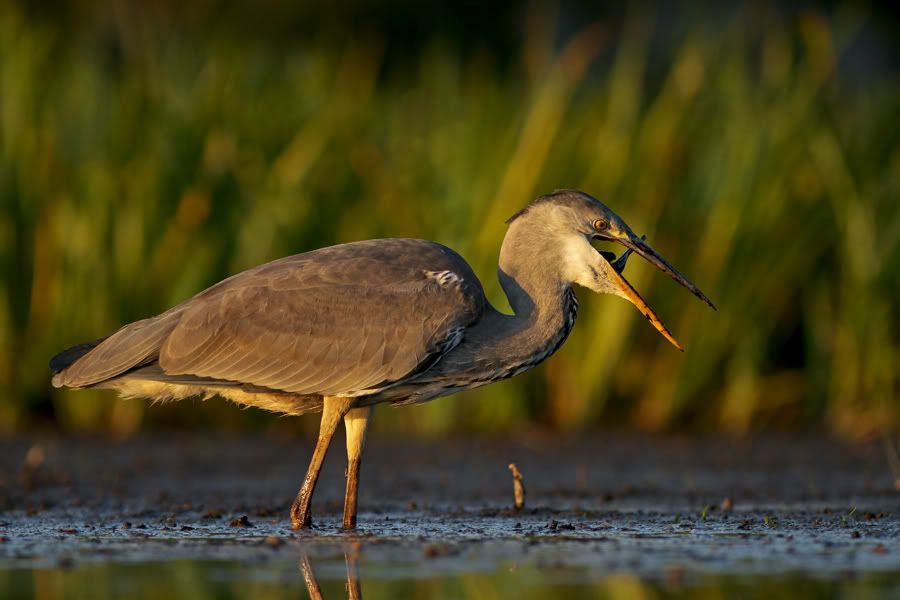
54;239;484;396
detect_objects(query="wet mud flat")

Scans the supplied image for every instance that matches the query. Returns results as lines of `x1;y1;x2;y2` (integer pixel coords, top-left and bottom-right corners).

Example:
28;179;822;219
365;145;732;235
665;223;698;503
1;432;898;597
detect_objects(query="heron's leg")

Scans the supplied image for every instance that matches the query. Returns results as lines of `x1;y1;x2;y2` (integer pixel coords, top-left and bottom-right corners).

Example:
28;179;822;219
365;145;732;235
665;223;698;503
342;405;373;530
291;396;353;529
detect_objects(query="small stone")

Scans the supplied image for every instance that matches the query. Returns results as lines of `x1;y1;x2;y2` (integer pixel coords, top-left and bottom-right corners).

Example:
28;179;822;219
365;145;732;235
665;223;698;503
264;536;283;548
230;515;253;528
160;515;177;527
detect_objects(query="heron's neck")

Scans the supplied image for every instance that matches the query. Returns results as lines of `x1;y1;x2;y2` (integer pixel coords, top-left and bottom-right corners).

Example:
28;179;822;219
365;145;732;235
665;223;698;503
377;229;578;396
485;236;578;373
496;265;576;357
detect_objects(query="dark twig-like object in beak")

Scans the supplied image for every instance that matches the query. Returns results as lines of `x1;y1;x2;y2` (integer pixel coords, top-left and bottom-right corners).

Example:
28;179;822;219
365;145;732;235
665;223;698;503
611;235;643;274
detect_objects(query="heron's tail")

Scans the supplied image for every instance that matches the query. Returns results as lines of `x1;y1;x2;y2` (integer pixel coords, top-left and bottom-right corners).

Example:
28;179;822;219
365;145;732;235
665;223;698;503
49;339;107;374
50;309;185;389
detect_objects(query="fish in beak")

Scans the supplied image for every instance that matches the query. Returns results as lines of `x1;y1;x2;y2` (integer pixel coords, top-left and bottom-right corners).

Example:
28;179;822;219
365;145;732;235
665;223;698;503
596;231;716;351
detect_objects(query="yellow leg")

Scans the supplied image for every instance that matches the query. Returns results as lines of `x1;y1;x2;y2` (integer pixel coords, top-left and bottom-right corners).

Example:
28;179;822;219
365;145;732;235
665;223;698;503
342;405;373;530
291;396;353;529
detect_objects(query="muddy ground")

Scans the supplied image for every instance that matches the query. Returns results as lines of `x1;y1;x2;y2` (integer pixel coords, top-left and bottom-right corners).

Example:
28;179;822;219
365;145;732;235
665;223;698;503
1;432;899;596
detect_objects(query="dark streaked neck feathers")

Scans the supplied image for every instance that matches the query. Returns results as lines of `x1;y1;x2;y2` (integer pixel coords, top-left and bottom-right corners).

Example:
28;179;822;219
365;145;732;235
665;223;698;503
444;204;582;381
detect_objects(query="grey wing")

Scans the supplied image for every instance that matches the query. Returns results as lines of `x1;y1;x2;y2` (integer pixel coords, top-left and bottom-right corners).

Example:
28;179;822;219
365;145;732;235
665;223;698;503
158;241;483;395
53;240;484;395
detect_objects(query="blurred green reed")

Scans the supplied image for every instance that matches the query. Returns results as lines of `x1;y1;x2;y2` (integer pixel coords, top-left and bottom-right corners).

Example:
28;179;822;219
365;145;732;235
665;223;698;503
1;3;897;436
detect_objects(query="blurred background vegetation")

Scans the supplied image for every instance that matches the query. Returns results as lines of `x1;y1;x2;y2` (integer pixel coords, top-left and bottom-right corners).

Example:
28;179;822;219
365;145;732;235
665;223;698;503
1;1;897;438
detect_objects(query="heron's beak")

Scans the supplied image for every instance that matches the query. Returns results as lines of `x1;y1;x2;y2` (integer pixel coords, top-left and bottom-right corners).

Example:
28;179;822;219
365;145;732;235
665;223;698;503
597;231;715;351
600;255;686;351
617;233;717;310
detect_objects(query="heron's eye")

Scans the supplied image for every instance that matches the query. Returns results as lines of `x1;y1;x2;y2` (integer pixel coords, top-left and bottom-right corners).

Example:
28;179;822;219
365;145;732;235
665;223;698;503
593;219;608;231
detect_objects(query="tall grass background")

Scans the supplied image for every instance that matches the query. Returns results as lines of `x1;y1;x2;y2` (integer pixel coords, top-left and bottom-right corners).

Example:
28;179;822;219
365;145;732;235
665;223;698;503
2;2;897;437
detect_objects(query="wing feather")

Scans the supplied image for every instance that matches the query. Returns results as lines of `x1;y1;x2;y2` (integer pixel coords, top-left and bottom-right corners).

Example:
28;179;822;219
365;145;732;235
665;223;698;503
157;239;484;396
52;309;185;388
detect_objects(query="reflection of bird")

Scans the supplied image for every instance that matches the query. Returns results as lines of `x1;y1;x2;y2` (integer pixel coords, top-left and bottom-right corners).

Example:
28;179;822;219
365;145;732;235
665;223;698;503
50;190;714;529
300;546;361;600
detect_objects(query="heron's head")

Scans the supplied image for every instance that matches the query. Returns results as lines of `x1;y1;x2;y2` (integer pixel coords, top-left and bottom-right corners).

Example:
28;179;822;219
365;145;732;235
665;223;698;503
503;189;715;350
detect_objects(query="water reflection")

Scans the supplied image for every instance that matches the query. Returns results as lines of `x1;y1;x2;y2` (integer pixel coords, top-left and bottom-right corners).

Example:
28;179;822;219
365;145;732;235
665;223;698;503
2;541;900;599
300;546;361;600
287;542;900;600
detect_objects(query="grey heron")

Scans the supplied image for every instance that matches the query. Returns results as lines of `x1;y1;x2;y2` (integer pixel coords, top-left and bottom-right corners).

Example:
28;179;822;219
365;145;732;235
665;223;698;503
50;189;714;529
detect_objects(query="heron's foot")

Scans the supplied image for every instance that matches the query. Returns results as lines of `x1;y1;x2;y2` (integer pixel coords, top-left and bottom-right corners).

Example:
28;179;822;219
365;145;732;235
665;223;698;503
290;498;312;530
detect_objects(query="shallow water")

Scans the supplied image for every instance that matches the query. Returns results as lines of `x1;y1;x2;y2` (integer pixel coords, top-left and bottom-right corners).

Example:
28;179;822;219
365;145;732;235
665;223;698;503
1;433;898;597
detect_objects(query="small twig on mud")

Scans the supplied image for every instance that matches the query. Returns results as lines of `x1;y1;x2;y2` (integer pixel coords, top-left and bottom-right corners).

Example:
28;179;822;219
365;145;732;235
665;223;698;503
508;463;526;510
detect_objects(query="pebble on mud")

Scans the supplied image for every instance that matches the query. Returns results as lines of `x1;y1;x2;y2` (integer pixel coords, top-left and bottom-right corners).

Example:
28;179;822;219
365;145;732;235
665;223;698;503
230;515;253;528
264;536;284;548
